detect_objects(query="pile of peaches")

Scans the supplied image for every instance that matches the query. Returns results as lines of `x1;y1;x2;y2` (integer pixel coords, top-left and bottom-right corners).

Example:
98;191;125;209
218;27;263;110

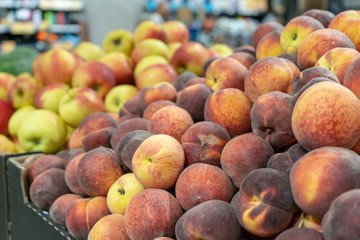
4;8;360;240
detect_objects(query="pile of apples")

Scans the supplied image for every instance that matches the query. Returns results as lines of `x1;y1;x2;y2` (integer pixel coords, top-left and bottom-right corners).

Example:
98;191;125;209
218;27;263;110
2;8;360;240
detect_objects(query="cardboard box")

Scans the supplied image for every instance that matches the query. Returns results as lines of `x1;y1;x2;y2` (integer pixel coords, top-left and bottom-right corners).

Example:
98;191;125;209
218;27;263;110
6;153;76;240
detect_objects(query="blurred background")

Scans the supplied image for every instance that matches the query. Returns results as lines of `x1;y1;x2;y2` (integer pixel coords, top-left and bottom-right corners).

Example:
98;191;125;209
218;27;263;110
0;0;358;53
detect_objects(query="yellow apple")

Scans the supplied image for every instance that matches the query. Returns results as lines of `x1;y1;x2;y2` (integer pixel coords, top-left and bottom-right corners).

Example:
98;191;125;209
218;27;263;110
18;109;67;153
73;41;104;61
131;38;170;65
209;43;233;57
0;134;17;154
104;84;138;113
106;173;145;214
134;55;168;78
8;105;36;138
34;82;70;113
103;29;134;57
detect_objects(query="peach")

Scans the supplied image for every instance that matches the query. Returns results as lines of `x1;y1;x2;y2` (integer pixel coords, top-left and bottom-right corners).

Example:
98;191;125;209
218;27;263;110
302;9;335;28
251;91;296;150
275;227;324;240
329;10;360;51
278;53;298;67
205;57;248;91
232;168;298;237
221;133;274;188
147;105;194;142
132;134;185;189
314;47;360;84
64;152;88;196
252;22;284;49
49;193;83;228
204;88;252;138
244;57;300;103
229;52;256;70
266;143;308;176
171;71;197;91
119;92;144;117
116;129;153;170
175;200;242;240
67;127;82;150
181;121;230;167
175;163;234;211
28;154;66;182
202;56;220;77
110;117;148;149
256;30;284;60
77;147;123;197
124;188;183;240
297;28;355;70
290;146;360;218
344;56;360;98
291;81;360;150
65;196;111;239
233;45;256;57
182;77;206;88
321;189;360;239
29;168;71;211
88;214;130;240
176;83;212;122
79;112;117;150
291;66;339;95
143;100;176;120
139;81;177;110
62;147;85;168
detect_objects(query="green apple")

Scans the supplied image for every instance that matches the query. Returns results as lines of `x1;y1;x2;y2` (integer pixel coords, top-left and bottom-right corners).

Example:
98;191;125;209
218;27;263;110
18;109;67;153
73;41;104;61
8;105;36;138
106;173;145;214
34;83;70;113
103;29;134;57
58;87;105;128
0;72;16;101
104;84;138;113
134;55;168;78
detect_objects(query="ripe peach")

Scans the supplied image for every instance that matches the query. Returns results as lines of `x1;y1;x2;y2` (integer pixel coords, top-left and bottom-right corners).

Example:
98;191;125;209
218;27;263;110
232;168;298;237
143;100;176;120
28;154;65;182
148;105;194;142
251;91;295;150
252;22;284;49
77;147;123;197
139;81;177;110
171;71;197;91
176;83;212;122
181;121;230;167
110;117;148;150
204;88;252;138
65;196;110;239
124;189;183;240
275;227;324;240
292;81;360;150
302;8;335;28
175;200;241;240
88;214;130;240
64;152;87;196
256;30;284;60
119;92;144;117
175;163;234;211
244;57;300;103
321;189;360;239
229;51;256;70
221;133;274;188
29;168;70;210
49;193;83;228
343;56;360;99
290;146;360;218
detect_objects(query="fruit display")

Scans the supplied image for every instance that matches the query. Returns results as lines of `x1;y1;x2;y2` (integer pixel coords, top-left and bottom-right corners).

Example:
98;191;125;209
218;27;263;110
2;9;360;240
